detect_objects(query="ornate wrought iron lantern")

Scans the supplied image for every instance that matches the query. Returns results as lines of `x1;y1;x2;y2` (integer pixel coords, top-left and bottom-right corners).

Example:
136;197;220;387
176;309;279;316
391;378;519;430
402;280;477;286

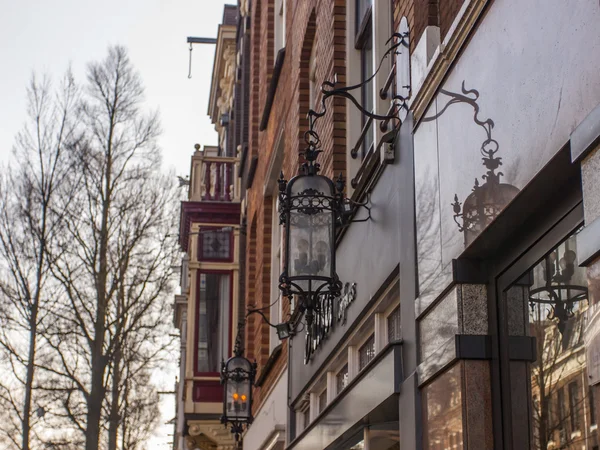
527;233;588;336
220;332;256;442
273;31;409;338
277;138;344;330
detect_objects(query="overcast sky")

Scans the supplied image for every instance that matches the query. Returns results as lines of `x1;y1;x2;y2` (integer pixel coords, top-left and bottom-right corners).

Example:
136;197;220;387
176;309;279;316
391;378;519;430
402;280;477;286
0;0;232;447
0;0;230;178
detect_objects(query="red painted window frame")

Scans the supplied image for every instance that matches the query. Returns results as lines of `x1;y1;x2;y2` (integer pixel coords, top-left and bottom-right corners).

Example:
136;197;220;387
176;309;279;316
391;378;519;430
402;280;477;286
193;269;234;377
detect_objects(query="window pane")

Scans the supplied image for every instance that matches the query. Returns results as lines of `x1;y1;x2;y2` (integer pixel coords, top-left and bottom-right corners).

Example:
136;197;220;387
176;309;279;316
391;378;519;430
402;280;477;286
360;34;373;159
505;229;597;449
200;229;231;260
359;335;375;371
337;364;349;393
319;389;327;414
387;305;401;342
355;0;372;34
423;363;463;450
197;272;230;372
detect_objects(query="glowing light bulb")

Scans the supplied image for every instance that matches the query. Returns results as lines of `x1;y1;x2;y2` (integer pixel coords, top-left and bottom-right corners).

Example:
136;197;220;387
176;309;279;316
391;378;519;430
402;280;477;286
233;393;239;400
241;394;247;402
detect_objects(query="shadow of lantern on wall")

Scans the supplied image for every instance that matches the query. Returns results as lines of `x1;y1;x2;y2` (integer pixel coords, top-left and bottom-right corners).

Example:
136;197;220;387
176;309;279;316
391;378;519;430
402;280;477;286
451;137;519;246
422;81;520;246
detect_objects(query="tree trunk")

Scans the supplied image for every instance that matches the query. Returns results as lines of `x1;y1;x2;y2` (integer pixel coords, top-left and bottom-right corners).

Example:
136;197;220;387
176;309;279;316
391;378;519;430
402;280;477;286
85;129;112;450
107;347;121;450
22;302;38;450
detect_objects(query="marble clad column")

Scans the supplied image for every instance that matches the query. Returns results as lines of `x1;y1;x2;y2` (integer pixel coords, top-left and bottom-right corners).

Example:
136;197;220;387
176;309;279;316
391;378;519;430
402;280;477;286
418;283;493;450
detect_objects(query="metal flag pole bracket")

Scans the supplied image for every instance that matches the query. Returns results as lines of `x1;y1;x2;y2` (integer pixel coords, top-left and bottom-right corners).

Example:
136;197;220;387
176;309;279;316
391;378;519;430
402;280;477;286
186;36;218;79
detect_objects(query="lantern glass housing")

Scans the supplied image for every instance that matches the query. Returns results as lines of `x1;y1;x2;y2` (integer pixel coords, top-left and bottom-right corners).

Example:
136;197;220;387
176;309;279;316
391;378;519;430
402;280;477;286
222;355;254;424
284;174;337;298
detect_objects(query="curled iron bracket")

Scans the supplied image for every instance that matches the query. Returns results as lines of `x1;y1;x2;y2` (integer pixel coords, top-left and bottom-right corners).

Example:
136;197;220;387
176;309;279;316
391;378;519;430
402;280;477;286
307;31;410;140
340;192;372;225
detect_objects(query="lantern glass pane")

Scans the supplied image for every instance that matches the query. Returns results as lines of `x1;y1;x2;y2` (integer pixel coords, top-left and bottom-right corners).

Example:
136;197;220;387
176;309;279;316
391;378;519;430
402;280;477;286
224;356;252;422
225;379;251;421
288;176;334;293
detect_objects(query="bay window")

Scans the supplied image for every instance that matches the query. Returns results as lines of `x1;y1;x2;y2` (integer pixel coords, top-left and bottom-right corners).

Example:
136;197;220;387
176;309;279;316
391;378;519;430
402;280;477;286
196;271;231;374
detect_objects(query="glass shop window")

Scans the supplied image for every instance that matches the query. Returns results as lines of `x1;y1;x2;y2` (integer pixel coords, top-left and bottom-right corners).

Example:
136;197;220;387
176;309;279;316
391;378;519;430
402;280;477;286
502;228;598;449
198;228;232;261
387;305;401;342
423;363;463;450
359;334;375;371
337;364;349;394
196;272;231;373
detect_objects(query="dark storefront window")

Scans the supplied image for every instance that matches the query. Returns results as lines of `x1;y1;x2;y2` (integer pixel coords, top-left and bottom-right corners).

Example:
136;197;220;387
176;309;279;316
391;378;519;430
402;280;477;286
337;364;349;393
498;222;599;449
423;363;463;450
359;335;375;371
196;272;231;373
387;305;401;342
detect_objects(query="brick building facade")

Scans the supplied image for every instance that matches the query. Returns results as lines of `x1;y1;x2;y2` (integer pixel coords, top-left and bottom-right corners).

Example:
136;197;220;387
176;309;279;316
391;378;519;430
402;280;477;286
176;0;600;449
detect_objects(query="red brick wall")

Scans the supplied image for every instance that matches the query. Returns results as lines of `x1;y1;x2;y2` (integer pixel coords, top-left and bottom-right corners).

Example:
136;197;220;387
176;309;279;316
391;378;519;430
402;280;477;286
440;0;464;40
245;0;462;413
245;0;350;412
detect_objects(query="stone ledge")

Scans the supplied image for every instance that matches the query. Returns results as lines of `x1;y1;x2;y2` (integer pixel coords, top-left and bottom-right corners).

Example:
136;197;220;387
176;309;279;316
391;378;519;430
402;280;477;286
571;102;600;162
577;214;600;266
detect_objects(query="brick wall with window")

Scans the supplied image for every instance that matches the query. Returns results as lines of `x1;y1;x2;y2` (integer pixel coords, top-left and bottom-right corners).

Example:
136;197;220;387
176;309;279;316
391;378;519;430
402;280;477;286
243;0;448;416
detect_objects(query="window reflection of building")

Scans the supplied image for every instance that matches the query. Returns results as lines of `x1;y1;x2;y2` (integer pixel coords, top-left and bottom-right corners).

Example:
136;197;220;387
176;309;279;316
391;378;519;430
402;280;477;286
336;364;349;393
525;231;598;450
423;363;464;450
359;335;375;371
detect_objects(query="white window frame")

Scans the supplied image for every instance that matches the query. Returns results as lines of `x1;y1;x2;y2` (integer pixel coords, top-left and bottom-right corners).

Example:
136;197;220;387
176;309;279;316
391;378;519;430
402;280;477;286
345;0;393;192
269;194;283;353
265;130;285;354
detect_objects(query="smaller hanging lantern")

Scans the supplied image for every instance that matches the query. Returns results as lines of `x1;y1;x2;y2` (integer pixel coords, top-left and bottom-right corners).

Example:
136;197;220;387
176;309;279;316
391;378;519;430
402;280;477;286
220;335;256;442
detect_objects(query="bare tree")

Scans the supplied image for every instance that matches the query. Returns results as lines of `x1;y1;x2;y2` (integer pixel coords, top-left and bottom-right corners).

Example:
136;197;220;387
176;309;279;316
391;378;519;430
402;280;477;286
38;46;178;450
0;72;79;450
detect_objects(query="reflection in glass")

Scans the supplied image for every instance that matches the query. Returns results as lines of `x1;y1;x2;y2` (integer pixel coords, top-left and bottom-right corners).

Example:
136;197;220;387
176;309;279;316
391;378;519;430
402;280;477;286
359;335;376;371
423;363;463;450
337;364;349;394
511;230;598;449
288;175;334;295
528;233;589;336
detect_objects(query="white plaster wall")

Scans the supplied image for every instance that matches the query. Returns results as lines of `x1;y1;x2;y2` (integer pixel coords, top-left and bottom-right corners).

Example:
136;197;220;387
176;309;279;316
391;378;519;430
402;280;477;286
243;370;287;450
414;0;600;312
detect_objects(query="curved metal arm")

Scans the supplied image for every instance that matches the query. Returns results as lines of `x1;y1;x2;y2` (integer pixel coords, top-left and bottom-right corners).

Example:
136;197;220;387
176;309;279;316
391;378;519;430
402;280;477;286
305;32;409;150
